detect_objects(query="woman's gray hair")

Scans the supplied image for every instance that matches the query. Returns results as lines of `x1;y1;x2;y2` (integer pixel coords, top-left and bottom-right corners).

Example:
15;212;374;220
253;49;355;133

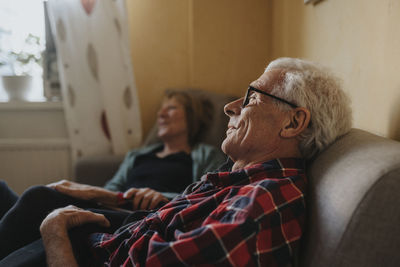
266;57;352;160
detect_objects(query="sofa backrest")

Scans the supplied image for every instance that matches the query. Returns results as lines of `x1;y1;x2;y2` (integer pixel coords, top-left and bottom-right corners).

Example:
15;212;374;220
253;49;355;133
300;128;400;267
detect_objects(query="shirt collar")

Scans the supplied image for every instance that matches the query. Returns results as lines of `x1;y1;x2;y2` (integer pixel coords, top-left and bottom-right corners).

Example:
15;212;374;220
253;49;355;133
205;158;305;188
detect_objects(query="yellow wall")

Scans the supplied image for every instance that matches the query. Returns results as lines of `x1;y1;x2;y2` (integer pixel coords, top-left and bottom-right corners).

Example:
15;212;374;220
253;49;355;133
127;0;400;141
271;0;400;140
126;0;190;136
126;0;272;136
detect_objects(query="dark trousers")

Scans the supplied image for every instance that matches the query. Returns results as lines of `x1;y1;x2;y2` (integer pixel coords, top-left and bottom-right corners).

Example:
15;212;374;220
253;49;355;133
0;239;45;267
0;181;19;219
0;185;131;262
0;211;130;267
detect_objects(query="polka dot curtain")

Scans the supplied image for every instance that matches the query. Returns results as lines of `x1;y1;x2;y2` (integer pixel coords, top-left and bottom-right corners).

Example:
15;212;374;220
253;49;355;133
47;0;142;163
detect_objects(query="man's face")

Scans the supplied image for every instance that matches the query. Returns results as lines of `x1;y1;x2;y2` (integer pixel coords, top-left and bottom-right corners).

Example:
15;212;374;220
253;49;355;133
221;69;289;163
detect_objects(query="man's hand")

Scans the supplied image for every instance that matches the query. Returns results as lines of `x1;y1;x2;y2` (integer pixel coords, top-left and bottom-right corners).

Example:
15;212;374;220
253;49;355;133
40;205;110;233
123;187;168;210
40;206;110;267
47;180;119;206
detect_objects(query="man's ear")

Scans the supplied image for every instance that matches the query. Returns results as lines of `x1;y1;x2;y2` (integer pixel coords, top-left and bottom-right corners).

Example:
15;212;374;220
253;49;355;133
280;108;311;138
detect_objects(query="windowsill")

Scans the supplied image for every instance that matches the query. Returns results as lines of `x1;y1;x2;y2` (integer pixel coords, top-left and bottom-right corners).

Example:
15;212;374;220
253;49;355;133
0;100;63;111
0;76;62;107
0;138;70;147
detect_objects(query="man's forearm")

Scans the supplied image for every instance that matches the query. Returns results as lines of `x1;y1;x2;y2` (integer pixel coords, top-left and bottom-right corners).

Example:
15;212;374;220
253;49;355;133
42;230;78;267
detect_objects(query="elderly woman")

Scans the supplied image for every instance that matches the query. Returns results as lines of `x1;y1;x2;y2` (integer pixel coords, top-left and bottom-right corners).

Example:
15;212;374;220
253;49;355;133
103;89;224;204
48;89;225;210
0;90;225;260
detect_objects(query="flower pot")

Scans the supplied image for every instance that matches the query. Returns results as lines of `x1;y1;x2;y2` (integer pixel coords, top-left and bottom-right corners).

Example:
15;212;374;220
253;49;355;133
1;75;33;101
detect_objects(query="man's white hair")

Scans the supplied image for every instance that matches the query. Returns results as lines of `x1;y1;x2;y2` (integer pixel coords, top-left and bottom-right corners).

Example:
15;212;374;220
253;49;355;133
266;57;352;160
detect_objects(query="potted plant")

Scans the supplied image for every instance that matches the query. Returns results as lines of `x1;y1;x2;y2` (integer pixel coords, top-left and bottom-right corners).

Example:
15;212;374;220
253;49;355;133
0;32;43;101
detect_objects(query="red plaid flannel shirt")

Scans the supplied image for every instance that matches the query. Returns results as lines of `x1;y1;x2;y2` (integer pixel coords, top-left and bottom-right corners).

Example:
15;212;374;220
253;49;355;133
89;158;307;266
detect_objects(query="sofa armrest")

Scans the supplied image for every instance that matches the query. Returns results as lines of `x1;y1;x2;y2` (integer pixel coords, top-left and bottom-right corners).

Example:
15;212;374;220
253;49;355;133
74;155;125;187
300;128;400;267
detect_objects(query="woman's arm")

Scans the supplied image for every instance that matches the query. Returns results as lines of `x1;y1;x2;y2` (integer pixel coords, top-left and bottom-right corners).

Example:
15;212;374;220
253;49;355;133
48;180;120;206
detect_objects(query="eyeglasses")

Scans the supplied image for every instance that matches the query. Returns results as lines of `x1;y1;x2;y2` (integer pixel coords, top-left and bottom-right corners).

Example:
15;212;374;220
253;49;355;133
242;86;298;108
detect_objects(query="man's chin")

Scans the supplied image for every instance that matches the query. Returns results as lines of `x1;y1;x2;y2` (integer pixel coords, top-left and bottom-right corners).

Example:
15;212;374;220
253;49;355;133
221;138;231;155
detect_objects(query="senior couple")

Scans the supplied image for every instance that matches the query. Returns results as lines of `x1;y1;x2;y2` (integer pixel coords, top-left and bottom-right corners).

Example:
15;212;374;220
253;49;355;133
0;57;352;266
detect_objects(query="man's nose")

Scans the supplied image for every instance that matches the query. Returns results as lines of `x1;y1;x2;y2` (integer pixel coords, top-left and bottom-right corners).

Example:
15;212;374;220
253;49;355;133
224;98;243;117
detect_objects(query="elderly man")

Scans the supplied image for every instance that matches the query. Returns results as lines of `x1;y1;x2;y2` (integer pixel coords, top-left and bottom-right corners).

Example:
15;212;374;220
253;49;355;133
5;57;352;266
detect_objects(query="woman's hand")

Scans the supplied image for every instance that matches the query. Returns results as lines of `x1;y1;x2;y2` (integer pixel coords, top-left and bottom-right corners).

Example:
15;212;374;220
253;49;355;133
47;180;119;206
123;187;168;210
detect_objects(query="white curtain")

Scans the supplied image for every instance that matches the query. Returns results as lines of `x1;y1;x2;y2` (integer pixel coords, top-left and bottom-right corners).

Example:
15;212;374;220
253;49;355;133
47;0;142;163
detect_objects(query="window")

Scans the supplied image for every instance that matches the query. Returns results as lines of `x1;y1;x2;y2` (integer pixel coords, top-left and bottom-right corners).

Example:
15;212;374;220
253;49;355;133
0;0;46;101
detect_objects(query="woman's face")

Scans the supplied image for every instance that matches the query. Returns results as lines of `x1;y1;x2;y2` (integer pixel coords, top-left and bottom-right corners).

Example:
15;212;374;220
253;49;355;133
157;97;189;142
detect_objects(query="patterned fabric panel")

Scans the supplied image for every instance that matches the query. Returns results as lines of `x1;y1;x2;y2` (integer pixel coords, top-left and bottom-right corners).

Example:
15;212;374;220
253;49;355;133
47;0;142;162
